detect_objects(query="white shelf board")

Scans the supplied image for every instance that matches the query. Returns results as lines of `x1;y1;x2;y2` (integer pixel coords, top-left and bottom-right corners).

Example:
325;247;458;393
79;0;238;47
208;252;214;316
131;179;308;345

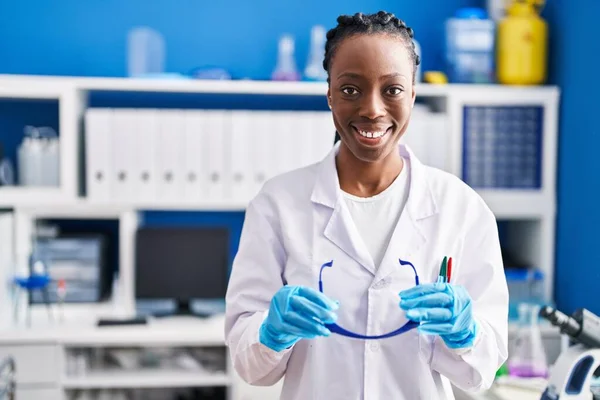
9;189;553;218
0;74;559;99
478;189;555;219
62;370;230;389
0;315;226;346
0;82;67;100
0;186;68;208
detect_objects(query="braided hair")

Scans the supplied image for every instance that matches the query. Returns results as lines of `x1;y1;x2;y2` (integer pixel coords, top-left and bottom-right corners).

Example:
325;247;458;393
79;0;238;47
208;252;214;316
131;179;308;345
323;11;420;84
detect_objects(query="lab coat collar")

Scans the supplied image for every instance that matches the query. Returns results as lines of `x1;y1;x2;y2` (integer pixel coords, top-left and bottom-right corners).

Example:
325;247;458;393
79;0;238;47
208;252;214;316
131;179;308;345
311;142;438;278
311;142;438;219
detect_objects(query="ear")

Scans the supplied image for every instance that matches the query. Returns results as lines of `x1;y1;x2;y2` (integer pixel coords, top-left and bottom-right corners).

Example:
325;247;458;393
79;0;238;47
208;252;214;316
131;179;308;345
411;85;416;108
326;88;332;109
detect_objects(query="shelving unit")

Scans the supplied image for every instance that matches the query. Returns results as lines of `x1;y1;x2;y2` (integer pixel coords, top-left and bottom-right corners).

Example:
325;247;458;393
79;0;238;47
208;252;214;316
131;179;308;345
62;371;231;390
0;74;560;399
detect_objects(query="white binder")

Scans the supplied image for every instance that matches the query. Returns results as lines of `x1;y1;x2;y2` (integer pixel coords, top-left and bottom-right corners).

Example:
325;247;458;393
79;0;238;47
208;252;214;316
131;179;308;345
401;104;430;166
84;108;113;202
204;110;228;203
249;111;271;198
294;111;317;168
134;109;159;203
311;111;336;163
183;110;207;204
229;110;253;204
426;112;450;172
111;109;138;203
155;109;186;203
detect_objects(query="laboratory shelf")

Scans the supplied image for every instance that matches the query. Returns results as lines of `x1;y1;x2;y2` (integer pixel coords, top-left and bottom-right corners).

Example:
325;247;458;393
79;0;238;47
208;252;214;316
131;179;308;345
0;187;68;208
62;370;231;389
478;189;555;219
7;189;553;219
0;74;558;99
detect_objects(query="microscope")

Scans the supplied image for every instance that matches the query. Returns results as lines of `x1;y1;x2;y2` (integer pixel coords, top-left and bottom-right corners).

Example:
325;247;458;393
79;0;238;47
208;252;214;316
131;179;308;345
539;306;600;400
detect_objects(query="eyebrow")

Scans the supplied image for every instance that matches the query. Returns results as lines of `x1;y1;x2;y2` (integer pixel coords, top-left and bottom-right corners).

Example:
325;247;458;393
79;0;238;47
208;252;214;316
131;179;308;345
336;72;407;80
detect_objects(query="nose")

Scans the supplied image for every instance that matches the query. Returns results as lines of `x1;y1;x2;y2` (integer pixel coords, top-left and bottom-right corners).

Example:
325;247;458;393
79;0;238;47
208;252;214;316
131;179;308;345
359;91;386;120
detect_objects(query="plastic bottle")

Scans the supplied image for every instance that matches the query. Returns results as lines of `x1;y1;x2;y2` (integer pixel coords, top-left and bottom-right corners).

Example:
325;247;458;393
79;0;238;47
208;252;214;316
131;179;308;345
413;39;422;83
127;26;166;78
508;303;548;378
304;25;328;81
272;34;300;81
445;8;495;83
497;0;547;85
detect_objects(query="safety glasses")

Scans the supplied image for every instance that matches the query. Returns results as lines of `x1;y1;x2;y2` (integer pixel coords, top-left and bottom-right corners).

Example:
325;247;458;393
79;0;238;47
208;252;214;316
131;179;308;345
318;259;420;340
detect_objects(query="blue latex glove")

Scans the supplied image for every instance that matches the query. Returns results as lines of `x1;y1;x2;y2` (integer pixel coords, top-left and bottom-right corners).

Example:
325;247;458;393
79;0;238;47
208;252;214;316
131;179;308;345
399;283;477;349
259;285;339;352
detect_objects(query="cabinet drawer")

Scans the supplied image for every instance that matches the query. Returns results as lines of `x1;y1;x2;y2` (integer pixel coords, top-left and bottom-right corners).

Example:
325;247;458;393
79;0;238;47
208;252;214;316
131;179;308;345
0;345;59;384
16;388;63;400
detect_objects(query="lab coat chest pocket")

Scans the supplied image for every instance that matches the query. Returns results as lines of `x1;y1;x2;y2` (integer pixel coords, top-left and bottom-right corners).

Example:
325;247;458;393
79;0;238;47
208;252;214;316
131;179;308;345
282;250;317;289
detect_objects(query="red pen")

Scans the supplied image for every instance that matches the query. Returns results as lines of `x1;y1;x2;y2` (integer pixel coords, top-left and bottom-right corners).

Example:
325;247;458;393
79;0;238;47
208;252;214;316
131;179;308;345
447;257;453;283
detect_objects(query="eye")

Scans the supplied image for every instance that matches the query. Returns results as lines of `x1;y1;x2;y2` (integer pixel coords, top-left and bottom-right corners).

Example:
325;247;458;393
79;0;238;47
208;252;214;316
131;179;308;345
341;87;359;96
386;87;404;96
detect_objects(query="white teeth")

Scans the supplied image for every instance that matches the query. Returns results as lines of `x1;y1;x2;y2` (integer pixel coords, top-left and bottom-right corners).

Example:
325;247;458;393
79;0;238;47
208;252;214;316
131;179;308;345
359;130;385;139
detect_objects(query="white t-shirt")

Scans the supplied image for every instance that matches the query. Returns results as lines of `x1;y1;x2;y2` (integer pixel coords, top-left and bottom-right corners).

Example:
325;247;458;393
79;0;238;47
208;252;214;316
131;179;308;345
342;159;410;269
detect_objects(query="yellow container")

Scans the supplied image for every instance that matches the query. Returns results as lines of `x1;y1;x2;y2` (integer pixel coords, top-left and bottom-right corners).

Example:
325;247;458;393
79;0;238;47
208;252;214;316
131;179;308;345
497;0;548;85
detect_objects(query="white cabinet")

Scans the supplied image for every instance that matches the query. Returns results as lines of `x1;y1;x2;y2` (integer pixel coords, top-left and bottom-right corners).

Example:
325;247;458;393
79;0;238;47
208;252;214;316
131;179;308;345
0;345;59;385
16;388;63;400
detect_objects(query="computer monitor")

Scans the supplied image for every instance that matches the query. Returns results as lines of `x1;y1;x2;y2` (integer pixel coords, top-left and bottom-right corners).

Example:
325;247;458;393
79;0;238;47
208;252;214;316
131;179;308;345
134;226;229;317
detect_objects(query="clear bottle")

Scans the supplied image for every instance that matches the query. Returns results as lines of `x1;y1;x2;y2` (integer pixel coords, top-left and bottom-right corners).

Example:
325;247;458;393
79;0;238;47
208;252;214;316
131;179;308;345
304;25;328;81
413;39;422;83
127;26;166;78
272;34;300;81
508;303;548;377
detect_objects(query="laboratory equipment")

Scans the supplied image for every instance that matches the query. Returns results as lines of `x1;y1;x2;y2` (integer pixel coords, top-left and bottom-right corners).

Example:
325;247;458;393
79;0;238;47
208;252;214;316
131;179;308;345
462;105;543;189
30;234;108;304
127;26;165;77
539;306;600;400
304;25;328;81
0;356;15;400
272;34;300;81
0;144;14;186
508;303;548;377
135;227;229;317
445;8;495;83
487;0;508;21
506;268;546;320
413;39;422;83
17;125;59;187
497;0;548;85
318;259;419;339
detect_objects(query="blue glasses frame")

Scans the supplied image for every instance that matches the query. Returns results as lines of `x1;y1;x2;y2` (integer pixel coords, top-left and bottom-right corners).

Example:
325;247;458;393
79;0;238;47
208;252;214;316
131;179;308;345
318;259;420;340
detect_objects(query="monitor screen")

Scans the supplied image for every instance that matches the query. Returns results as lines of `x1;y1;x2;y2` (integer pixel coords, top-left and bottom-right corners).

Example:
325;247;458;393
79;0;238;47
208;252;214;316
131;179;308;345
135;226;229;305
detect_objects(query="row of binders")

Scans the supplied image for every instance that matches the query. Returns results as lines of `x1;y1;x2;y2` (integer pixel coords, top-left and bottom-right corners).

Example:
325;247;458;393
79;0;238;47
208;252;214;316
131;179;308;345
84;108;336;205
84;106;449;206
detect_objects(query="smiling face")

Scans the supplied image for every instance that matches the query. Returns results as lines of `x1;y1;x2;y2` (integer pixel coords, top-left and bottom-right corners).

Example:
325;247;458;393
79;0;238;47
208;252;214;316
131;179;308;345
327;33;416;163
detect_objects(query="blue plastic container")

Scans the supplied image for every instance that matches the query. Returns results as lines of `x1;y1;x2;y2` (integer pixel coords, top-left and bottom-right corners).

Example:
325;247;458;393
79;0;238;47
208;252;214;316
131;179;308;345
445;8;495;83
505;268;546;321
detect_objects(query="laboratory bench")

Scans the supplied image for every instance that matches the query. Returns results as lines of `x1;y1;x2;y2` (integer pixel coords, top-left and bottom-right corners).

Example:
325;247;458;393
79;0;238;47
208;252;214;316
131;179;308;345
0;314;282;400
0;310;562;400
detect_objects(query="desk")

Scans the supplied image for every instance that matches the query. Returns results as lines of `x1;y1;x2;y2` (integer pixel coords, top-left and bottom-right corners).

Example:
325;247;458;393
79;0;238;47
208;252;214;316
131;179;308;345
0;315;281;400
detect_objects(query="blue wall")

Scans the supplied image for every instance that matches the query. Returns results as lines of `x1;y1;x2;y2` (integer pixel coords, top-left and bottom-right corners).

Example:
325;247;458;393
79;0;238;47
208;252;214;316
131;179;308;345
0;0;483;275
544;0;600;315
0;0;482;79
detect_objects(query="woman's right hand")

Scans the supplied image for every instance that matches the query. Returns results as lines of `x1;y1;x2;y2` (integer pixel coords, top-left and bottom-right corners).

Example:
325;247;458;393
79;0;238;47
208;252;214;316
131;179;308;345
258;285;339;352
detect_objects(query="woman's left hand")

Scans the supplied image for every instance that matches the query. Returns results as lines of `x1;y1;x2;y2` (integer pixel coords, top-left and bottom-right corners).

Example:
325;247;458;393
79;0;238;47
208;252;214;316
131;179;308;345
399;283;478;349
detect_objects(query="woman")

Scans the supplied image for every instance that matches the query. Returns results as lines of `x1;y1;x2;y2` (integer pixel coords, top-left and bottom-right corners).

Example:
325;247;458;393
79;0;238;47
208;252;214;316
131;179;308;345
225;11;508;400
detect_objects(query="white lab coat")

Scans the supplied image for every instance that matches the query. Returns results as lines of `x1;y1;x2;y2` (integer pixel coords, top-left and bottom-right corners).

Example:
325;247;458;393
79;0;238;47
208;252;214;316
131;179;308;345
225;143;508;400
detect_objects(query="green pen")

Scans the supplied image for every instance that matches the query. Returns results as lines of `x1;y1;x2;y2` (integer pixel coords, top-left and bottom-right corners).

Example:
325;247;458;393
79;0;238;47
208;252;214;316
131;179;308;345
437;256;447;283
